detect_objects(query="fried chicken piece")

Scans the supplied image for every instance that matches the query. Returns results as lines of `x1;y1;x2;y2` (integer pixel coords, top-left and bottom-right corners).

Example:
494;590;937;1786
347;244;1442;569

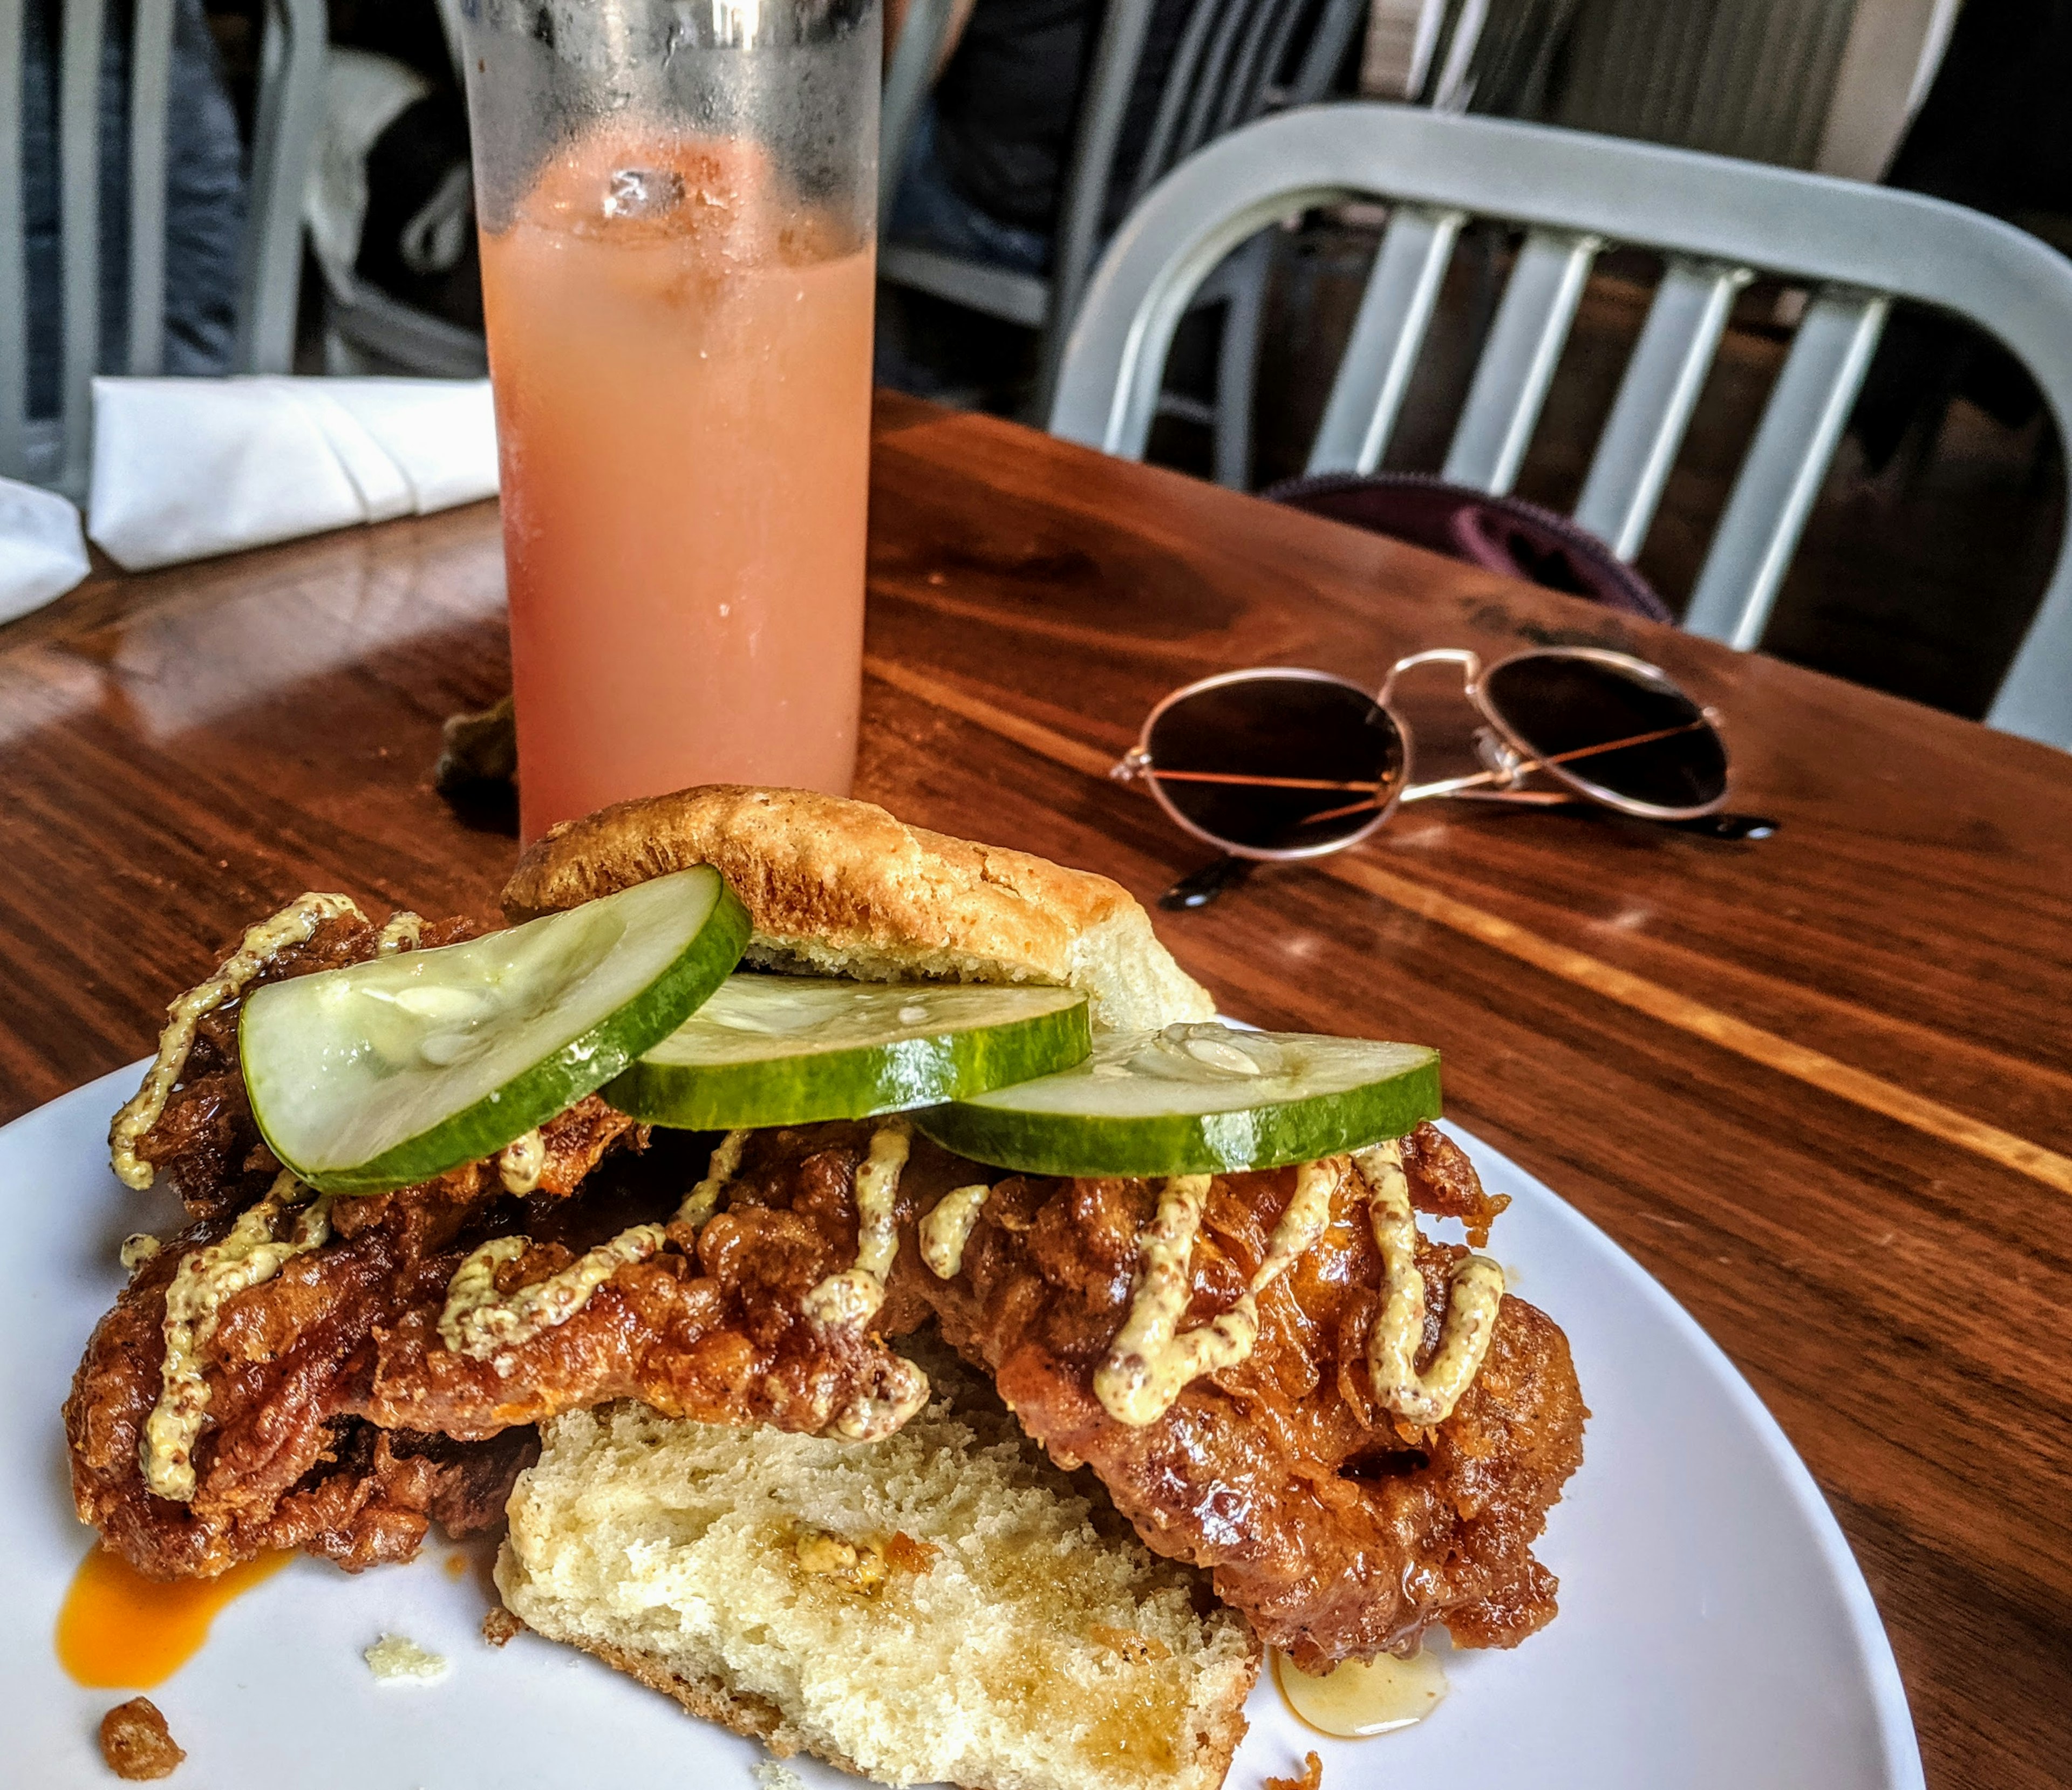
65;1178;542;1578
1399;1123;1509;1246
80;908;1583;1668
897;1123;1586;1669
66;1124;931;1579
357;1124;934;1440
130;912;480;1221
70;903;666;1575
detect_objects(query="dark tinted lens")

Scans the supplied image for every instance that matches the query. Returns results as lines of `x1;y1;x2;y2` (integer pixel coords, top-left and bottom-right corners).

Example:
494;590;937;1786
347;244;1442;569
1145;675;1405;853
1481;654;1727;812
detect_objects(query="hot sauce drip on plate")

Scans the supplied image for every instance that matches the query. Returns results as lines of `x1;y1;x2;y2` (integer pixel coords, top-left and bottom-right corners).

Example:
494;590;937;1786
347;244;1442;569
58;1545;291;1688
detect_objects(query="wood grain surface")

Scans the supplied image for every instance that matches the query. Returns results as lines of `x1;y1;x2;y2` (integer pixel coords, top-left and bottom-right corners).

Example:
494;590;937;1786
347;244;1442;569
3;389;2068;1787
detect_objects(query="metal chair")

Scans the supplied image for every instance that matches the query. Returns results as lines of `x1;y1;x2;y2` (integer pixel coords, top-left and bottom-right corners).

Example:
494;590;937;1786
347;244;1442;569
319;0;486;379
1;0;326;498
1550;0;1960;180
879;0;1368;440
1361;0;1580;118
1049;103;2072;749
1371;0;1957;182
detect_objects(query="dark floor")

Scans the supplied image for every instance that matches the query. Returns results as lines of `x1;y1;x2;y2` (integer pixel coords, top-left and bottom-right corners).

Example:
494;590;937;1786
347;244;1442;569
882;217;2063;726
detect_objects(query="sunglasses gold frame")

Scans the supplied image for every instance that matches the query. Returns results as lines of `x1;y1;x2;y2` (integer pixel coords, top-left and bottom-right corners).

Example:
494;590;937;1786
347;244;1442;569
1111;646;1730;863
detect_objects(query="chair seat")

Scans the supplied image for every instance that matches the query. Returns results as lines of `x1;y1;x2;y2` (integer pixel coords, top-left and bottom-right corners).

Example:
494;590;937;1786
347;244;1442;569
878;242;1052;331
322;281;487;381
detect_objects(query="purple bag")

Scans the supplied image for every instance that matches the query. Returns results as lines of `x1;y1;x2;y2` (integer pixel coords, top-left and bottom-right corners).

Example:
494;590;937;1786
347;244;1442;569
1263;472;1673;623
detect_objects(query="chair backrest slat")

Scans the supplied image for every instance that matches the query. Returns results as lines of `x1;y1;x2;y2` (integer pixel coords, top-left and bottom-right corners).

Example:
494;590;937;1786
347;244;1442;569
1214;0;1293;140
879;0;957;224
1441;226;1601;494
126;0;176;375
1050;105;2072;747
1681;285;1889;648
1306;202;1464;476
1126;0;1227;214
1037;0;1163;414
0;0;26;481
233;0;325;374
59;0;107;498
1176;0;1267;169
1287;0;1369;105
1572;256;1750;558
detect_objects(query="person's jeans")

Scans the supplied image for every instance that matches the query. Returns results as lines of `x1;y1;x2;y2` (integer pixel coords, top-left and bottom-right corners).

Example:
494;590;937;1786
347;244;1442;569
885;103;1052;278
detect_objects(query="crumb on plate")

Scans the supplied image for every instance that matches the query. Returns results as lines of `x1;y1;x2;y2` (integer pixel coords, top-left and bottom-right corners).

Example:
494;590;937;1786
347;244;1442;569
364;1633;451;1683
99;1697;185;1780
482;1607;524;1648
751;1759;806;1790
1264;1752;1323;1790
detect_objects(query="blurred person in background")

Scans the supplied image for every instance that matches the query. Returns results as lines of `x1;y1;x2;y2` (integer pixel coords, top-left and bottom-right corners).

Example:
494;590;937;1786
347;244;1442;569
1854;0;2072;472
882;0;1197;277
311;0;480;339
20;0;246;452
877;0;1198;398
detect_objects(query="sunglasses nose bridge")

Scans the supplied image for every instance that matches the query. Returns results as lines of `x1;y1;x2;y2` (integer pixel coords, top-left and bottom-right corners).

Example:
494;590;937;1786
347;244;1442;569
1378;647;1483;708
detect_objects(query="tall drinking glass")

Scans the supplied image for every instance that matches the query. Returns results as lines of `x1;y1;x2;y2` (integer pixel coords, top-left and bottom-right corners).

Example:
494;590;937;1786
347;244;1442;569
457;0;880;841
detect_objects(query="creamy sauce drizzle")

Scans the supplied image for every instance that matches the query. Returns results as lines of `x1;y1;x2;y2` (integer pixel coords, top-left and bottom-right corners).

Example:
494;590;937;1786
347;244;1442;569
119;1233;161;1272
920;1183;992;1278
497;1129;546;1194
144;1170;337;1500
786;1122;926;1443
1273;1645;1449;1738
437;1224;665;1364
1352;1141;1504;1425
1095;1158;1341;1427
822;1365;931;1441
801;1121;911;1331
109;893;367;1190
677;1130;749;1227
1094;1175;1227;1425
375;911;424;955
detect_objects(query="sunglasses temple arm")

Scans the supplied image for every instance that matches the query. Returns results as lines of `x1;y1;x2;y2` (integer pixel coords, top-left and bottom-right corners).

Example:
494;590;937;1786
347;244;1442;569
1433;787;1582;808
1400;768;1512;802
1402;719;1712;803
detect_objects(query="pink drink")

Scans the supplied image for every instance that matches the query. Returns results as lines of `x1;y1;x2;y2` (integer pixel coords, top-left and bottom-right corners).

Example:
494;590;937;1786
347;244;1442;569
479;127;875;841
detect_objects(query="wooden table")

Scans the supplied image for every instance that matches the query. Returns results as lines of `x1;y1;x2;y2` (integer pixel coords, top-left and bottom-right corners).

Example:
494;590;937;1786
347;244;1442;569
4;392;2068;1787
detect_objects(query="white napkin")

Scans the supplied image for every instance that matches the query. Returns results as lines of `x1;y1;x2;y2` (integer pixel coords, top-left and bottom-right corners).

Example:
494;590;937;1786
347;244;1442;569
0;476;91;622
87;375;500;572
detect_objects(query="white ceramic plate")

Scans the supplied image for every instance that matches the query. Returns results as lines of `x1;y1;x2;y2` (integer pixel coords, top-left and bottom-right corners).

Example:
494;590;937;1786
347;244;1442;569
5;1065;1924;1788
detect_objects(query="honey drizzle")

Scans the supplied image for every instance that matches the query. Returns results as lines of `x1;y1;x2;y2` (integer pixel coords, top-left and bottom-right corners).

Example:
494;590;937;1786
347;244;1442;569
1272;1645;1449;1739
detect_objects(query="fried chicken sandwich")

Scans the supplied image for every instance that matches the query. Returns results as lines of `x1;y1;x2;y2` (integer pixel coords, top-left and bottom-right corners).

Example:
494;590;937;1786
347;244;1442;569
65;784;1585;1790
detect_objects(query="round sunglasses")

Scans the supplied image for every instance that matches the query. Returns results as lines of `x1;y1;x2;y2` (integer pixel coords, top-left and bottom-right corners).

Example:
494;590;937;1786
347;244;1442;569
1112;647;1749;871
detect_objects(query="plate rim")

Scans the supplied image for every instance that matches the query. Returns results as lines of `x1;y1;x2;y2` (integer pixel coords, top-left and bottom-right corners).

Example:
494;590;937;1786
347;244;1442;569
8;1063;1927;1788
1435;1117;1925;1789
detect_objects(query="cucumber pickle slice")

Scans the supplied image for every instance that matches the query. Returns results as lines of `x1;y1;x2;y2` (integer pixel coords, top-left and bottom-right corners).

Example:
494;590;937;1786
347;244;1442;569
605;975;1092;1129
242;866;749;1194
914;1022;1440;1177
